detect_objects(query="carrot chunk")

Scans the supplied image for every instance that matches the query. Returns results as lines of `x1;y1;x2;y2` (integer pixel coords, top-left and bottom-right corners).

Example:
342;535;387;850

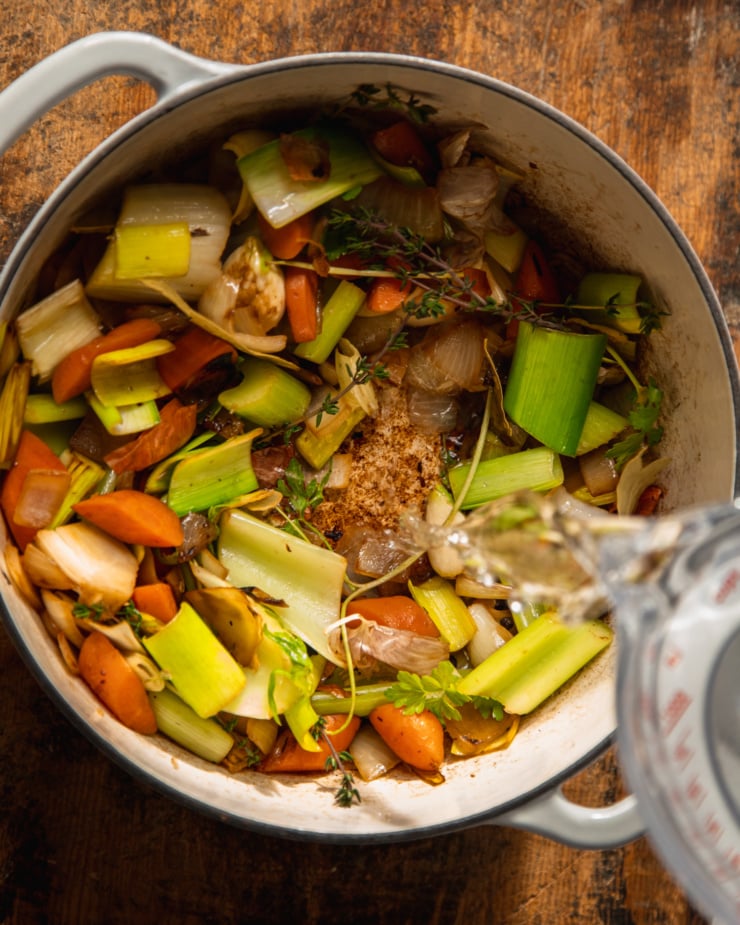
284;266;320;343
258;210;314;260
132;582;178;623
73;489;184;548
347;596;440;638
369;702;444;771
259;713;361;773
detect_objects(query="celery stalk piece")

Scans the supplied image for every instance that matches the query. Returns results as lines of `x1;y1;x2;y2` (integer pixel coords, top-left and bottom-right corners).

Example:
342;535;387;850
86;184;232;303
166;432;259;517
86;391;161;436
311;682;390;717
217;509;346;662
16;279;101;382
457;612;571;698
239;126;384;228
408;576;477;651
503;322;607;456
143;431;216;494
143;601;246;718
149;687;234;763
293;280;366;365
295;392;366;471
575;401;628;456
576;273;644;334
114;222;191;280
493;619;613;714
90;339;174;407
23;393;87;425
219;357;312;428
447;446;564;510
0;361;31;468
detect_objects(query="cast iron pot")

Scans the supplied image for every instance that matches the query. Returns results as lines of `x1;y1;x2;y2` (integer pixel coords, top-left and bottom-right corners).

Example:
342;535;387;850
0;33;737;845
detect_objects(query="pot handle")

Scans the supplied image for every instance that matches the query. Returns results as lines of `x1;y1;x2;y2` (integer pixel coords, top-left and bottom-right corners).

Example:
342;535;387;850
0;31;236;156
491;787;644;849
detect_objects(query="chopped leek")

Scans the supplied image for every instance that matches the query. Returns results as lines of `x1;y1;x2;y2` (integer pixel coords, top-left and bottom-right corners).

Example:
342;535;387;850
90;339;174;407
484;223;528;274
447;447;564;510
0;322;20;380
0;361;31;468
86;391;161;436
293;280;366;365
295;392;366;471
149;687;235;763
16;280;101;382
223;128;277;223
217;509;346;662
218;357;312;428
50;452;106;528
408;576;477;651
238;126;384;228
143;601;246;718
24;393;87;425
576;273;644;334
166;432;259;516
113;222;191;279
503;322;606;456
575;401;628;456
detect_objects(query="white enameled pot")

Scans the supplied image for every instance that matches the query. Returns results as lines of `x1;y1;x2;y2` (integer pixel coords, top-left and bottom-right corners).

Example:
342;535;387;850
0;32;738;845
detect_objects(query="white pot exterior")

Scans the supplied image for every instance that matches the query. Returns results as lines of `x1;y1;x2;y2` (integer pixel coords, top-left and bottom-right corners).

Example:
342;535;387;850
0;43;737;842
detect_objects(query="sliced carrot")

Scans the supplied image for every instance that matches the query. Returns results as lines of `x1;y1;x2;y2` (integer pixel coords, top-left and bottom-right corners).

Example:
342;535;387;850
132;582;178;623
347;596;440;638
635;484;663;517
371;120;436;181
156;325;237;393
103;398;197;474
284;266;320;343
506;240;560;339
51;317;162;404
73;489;184;548
369;702;445;771
0;430;68;550
366;275;414;315
78;630;157;735
259;712;361;773
258;210;315;260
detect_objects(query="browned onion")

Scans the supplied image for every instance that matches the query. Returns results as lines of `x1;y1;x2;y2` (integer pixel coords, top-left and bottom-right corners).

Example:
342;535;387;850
354;176;444;242
405;319;488;395
406;387;459;434
328;616;450;674
578;447;620;496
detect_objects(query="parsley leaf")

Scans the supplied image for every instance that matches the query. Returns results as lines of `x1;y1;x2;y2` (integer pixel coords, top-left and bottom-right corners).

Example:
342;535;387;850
385;661;502;724
607;377;664;470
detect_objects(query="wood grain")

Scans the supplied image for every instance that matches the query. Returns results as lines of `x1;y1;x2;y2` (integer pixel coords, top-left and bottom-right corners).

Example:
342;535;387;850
1;2;738;923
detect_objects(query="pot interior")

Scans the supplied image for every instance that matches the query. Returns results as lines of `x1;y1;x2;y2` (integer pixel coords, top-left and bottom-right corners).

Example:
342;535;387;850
0;54;737;839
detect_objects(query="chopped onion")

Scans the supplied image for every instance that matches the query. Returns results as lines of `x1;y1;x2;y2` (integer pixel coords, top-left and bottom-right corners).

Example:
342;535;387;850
354;176;444;241
425;484;466;579
405;319;488;395
349;724;401;781
616;452;671;515
40;589;85;647
328;616;449;674
75;618;146;653
436;161;502;234
446;702;519;756
578;447;619;497
406;387;459;435
465;601;513;666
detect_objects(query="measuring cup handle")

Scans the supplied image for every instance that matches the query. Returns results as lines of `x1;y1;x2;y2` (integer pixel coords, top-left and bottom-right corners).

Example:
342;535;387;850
490;786;644;849
0;31;236;156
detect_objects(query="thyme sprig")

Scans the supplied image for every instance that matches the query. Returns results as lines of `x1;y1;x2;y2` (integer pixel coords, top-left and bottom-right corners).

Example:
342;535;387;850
312;718;361;807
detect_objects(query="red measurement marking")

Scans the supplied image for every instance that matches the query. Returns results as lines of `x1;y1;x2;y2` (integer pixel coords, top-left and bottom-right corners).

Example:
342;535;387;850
672;730;694;771
716;567;740;604
664;645;683;668
704;812;724;843
661;688;692;736
686;775;707;808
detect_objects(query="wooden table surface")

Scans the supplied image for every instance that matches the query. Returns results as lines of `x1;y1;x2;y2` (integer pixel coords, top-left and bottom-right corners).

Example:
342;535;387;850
0;3;737;923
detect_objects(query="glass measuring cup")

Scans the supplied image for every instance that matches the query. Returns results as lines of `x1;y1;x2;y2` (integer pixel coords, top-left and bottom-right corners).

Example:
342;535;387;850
407;491;740;924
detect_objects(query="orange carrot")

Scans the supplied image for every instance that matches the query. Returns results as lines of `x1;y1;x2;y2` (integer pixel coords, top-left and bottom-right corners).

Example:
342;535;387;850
284;266;319;342
635;484;664;517
369;702;445;771
103;398;197;474
51;317;162;404
0;430;68;550
156;325;237;393
132;582;178;623
259;712;361;773
73;489;184;548
347;596;440;638
371;120;436;181
365;275;414;315
78;630;157;735
258;210;315;260
506;240;560;340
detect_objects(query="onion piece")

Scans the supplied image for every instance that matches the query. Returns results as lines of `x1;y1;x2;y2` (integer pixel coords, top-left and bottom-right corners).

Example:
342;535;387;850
579;446;620;497
75;618;146;653
40;589;85;648
406;388;459;435
349;724;401;781
616;451;671;515
466;601;513;666
446;702;519;756
354;176;444;242
328;616;449;674
436;161;502;234
405;319;488;395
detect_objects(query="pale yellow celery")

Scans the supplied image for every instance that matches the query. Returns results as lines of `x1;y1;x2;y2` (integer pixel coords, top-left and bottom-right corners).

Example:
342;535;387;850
86;392;161;436
90;339;174;407
295;393;366;470
166;432;258;516
148;687;234;763
408;576;477;651
143;602;246;718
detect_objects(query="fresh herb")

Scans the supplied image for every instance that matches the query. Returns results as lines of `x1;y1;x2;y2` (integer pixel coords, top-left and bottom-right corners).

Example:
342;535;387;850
349;83;437;124
277;456;331;538
323;738;362;807
72;601;105;621
607;377;664;469
119;600;144;637
385;661;503;723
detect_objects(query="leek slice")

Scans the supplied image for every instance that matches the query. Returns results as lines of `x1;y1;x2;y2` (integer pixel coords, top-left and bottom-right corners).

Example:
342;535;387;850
0;361;31;468
24;393;87;425
114;223;191;279
576;273;644;334
448;447;564;510
218;357;312;428
484;223;528;274
239;126;384;228
16;280;101;382
0;322;20;380
217;508;346;662
408;576;477;651
575;401;628;456
50;452;106;528
143;601;246;718
86;392;161;436
293;280;366;365
295;392;366;471
90;339;174;407
503;321;606;456
166;432;259;516
149;687;234;763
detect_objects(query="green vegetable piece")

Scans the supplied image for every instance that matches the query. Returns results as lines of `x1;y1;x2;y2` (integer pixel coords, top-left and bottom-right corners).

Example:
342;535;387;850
295;393;366;471
143;602;246;718
166;432;258;516
408;576;477;651
447;446;564;510
90;339;174;408
503;322;606;456
219;357;311;428
293;280;366;365
148;687;234;763
23;393;87;425
114;222;191;280
576;272;644;334
575;401;628;456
